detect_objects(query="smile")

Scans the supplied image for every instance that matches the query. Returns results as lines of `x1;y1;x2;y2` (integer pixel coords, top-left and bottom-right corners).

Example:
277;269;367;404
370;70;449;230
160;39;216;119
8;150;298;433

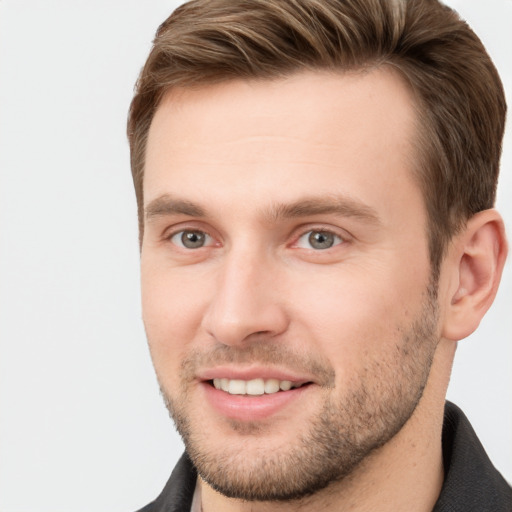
211;378;306;395
203;377;313;422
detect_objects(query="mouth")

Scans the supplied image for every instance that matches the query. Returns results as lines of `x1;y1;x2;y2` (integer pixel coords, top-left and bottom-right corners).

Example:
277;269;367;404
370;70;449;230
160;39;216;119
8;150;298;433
201;377;314;422
197;366;317;421
208;377;311;396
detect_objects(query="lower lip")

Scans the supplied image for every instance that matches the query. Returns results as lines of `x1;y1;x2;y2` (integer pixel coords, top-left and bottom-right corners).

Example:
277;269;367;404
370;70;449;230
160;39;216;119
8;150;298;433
201;382;312;422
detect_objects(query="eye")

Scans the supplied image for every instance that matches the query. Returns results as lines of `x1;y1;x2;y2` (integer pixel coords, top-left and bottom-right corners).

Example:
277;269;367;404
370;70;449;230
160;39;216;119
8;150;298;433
170;230;212;249
296;230;343;250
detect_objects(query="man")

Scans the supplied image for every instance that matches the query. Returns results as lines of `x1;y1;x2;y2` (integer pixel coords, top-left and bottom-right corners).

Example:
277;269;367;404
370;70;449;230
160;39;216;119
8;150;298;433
127;0;511;510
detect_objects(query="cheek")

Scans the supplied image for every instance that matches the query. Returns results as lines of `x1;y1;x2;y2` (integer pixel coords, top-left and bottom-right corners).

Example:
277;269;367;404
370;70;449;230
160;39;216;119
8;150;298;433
288;264;427;365
141;263;208;378
141;254;210;325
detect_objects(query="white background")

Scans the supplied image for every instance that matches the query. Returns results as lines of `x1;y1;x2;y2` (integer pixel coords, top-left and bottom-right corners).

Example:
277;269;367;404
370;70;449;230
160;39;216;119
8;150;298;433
0;1;510;511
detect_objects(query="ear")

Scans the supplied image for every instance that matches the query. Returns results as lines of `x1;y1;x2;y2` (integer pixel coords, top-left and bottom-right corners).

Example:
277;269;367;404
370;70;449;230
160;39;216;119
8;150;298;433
441;209;508;341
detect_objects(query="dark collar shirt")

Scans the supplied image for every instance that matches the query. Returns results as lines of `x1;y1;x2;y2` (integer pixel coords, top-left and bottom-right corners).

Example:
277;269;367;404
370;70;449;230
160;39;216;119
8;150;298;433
137;402;512;512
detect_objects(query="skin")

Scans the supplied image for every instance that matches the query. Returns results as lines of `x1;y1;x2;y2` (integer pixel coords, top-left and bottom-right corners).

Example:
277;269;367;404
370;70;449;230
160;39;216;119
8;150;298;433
140;68;507;511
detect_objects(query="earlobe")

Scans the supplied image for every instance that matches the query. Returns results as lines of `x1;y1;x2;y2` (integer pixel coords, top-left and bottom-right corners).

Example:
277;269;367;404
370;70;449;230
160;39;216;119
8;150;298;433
442;209;508;341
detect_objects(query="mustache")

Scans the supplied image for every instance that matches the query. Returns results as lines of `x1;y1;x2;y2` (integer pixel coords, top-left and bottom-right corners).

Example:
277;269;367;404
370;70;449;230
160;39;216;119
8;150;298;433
180;343;336;387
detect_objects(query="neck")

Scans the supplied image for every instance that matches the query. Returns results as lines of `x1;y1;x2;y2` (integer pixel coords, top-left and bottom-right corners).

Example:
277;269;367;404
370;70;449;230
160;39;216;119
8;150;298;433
200;340;454;512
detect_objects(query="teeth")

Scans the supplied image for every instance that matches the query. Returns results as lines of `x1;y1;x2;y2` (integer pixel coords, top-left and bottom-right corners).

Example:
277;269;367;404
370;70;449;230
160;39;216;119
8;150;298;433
212;378;303;395
279;380;292;391
246;378;265;395
228;379;246;395
264;379;280;394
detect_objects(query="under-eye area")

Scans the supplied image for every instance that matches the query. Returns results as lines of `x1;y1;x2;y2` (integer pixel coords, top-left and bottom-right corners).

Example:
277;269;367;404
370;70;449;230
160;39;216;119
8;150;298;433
208;378;313;396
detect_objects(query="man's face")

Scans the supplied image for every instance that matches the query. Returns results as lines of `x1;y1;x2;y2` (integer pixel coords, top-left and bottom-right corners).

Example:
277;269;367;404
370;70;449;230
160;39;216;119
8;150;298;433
141;69;440;500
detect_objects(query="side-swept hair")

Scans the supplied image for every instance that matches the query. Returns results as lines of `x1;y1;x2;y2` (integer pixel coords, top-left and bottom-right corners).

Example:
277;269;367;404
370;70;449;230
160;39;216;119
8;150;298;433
128;0;506;272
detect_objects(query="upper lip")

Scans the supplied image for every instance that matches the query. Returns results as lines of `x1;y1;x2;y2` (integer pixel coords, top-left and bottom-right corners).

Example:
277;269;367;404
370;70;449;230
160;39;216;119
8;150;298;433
197;365;316;384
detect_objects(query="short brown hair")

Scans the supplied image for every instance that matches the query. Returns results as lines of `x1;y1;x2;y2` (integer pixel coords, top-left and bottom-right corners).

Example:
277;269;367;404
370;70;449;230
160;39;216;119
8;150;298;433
128;0;506;272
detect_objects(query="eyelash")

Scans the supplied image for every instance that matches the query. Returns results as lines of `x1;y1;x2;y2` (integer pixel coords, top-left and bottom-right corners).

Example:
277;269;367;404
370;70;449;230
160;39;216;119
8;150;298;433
167;229;215;249
294;229;345;250
165;226;348;252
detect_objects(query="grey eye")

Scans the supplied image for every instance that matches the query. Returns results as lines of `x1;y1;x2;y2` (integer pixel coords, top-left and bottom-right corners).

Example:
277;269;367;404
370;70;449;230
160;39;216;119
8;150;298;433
171;230;211;249
296;230;342;250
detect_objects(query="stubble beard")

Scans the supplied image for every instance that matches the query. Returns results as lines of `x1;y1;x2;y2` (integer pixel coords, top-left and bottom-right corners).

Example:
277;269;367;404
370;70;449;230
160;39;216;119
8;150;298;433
158;282;440;502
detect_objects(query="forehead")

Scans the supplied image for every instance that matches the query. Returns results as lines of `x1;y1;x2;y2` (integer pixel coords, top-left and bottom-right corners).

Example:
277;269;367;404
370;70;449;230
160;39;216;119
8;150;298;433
144;68;421;223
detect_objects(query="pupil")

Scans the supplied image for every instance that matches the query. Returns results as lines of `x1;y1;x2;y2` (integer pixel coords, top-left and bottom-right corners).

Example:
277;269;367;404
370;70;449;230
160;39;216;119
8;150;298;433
182;231;205;248
309;231;334;249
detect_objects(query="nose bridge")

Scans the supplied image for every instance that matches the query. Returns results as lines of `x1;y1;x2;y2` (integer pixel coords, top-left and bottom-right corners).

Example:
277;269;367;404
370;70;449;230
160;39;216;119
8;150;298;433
203;241;288;345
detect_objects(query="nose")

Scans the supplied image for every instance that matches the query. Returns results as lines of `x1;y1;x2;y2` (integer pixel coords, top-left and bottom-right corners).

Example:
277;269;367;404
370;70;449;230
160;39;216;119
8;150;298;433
202;247;289;346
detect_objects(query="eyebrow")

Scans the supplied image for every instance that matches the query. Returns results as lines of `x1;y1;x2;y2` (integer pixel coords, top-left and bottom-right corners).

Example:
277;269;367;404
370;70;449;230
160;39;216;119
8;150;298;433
145;195;206;219
265;196;381;225
144;193;381;225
